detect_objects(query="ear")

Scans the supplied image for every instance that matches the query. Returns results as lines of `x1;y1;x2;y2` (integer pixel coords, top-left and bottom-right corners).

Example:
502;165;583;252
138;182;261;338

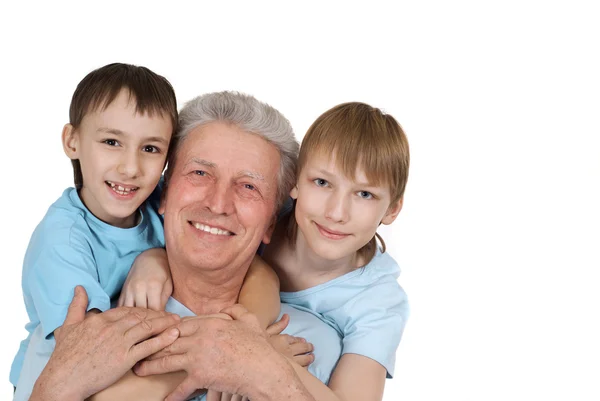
62;124;79;160
261;214;277;245
290;185;299;200
381;197;403;225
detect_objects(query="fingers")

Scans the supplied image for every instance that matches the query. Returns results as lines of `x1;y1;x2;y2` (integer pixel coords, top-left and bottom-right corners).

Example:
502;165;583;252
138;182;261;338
125;313;180;344
134;353;187;377
135;289;148;309
293;352;315;367
164;376;199;401
266;313;289;336
289;339;314;356
147;284;162;311
206;389;221;401
220;304;259;329
131;326;180;363
220;304;249;320
160;279;173;310
63;286;89;326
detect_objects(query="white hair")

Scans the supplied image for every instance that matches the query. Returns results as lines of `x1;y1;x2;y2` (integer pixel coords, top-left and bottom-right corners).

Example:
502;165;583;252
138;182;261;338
166;91;299;209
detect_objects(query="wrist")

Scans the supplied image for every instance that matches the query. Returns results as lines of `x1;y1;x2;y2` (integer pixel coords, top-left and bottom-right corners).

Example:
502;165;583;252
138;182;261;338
249;355;314;401
31;369;84;401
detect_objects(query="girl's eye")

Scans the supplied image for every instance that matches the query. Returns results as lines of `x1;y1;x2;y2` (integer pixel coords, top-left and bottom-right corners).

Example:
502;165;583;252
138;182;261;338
103;139;119;147
313;178;329;187
357;191;373;200
143;145;160;153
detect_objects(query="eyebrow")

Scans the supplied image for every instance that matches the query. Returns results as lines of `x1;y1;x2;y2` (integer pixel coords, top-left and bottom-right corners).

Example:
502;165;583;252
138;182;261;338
186;158;217;169
314;168;376;188
97;127;169;145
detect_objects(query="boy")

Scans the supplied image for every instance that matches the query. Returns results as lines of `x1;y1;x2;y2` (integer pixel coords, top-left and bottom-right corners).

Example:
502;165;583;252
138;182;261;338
11;63;178;401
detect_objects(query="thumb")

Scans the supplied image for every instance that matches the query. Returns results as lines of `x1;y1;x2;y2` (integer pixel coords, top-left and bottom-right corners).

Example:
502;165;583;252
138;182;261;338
266;313;289;336
63;285;89;326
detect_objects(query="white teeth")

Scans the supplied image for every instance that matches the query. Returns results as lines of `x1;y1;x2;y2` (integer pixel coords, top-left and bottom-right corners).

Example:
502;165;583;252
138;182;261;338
192;222;231;236
106;181;138;196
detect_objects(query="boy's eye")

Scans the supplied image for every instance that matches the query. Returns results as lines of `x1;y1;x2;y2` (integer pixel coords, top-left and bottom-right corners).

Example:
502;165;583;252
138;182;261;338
103;139;119;147
313;178;329;187
142;145;160;153
357;191;373;200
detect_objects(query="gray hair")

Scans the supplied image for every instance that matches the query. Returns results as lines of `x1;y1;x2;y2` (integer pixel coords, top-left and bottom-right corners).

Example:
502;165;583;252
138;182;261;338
165;91;299;210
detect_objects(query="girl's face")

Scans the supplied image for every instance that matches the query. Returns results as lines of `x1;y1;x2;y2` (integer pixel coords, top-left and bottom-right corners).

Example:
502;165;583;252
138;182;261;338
291;152;402;262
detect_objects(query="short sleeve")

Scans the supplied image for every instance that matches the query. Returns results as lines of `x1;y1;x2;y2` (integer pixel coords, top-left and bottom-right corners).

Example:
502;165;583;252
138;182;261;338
24;229;110;339
331;275;409;378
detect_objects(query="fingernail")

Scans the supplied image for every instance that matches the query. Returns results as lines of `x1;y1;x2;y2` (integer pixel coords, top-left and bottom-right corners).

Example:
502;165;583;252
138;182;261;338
169;328;179;337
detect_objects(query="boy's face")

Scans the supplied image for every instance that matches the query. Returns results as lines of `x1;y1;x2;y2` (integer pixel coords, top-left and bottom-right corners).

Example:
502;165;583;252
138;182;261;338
291;152;402;262
62;90;173;228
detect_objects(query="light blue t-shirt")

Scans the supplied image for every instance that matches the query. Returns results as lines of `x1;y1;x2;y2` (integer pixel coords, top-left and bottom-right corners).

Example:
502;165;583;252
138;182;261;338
11;186;165;399
165;297;343;400
280;249;409;378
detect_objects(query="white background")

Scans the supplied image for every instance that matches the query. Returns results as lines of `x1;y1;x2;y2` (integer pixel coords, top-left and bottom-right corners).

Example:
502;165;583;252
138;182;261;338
1;1;599;400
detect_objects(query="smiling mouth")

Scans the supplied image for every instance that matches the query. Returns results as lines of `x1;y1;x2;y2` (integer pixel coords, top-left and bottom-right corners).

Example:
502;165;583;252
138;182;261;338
189;221;234;236
315;222;350;239
106;181;139;196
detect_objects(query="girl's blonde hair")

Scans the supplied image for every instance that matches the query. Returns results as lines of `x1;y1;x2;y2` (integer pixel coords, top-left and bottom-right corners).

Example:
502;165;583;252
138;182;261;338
287;102;410;264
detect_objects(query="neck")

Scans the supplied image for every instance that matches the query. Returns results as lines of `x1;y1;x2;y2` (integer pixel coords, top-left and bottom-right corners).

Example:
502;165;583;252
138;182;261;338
168;256;248;315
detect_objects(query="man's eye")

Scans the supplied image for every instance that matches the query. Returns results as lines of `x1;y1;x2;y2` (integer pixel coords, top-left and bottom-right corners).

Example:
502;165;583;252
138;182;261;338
244;184;256;191
357;191;373;200
313;178;329;187
103;139;119;147
143;145;160;153
194;170;207;176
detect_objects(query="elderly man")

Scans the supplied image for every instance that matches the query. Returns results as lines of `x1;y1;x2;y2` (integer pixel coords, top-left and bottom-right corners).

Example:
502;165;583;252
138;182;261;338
30;92;342;401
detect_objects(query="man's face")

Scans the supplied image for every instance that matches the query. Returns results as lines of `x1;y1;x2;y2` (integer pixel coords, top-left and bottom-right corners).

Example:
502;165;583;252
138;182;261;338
161;121;280;273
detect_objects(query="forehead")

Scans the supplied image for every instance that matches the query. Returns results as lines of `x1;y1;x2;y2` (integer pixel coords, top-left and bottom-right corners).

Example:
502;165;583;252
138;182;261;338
82;90;173;136
177;122;280;182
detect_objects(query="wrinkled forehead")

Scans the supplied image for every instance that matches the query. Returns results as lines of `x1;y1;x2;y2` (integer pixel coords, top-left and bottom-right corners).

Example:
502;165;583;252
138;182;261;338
176;122;280;190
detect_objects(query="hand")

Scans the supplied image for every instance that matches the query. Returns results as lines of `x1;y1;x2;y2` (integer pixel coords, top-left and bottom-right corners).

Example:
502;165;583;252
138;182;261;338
134;304;291;401
31;286;181;401
206;389;249;401
118;248;173;310
267;314;314;367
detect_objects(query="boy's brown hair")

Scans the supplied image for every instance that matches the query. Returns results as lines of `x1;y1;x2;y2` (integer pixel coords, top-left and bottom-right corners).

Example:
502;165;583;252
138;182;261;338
288;102;410;264
68;63;178;189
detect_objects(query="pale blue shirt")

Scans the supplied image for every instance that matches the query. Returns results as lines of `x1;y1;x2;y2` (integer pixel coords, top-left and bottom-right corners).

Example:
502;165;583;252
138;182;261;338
165;297;343;400
280;249;409;378
12;187;164;400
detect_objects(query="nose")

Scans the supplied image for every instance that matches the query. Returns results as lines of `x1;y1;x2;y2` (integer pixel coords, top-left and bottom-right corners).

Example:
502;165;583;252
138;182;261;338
324;190;350;223
117;150;141;178
206;181;234;216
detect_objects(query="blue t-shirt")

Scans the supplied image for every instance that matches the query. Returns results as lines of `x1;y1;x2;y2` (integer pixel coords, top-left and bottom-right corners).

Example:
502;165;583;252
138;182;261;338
164;297;343;400
280;249;409;378
11;186;165;398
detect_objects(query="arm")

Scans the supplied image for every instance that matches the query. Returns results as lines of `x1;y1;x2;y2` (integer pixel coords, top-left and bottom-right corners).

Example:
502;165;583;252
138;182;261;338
288;353;387;401
88;370;189;401
238;254;280;329
118;247;172;310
